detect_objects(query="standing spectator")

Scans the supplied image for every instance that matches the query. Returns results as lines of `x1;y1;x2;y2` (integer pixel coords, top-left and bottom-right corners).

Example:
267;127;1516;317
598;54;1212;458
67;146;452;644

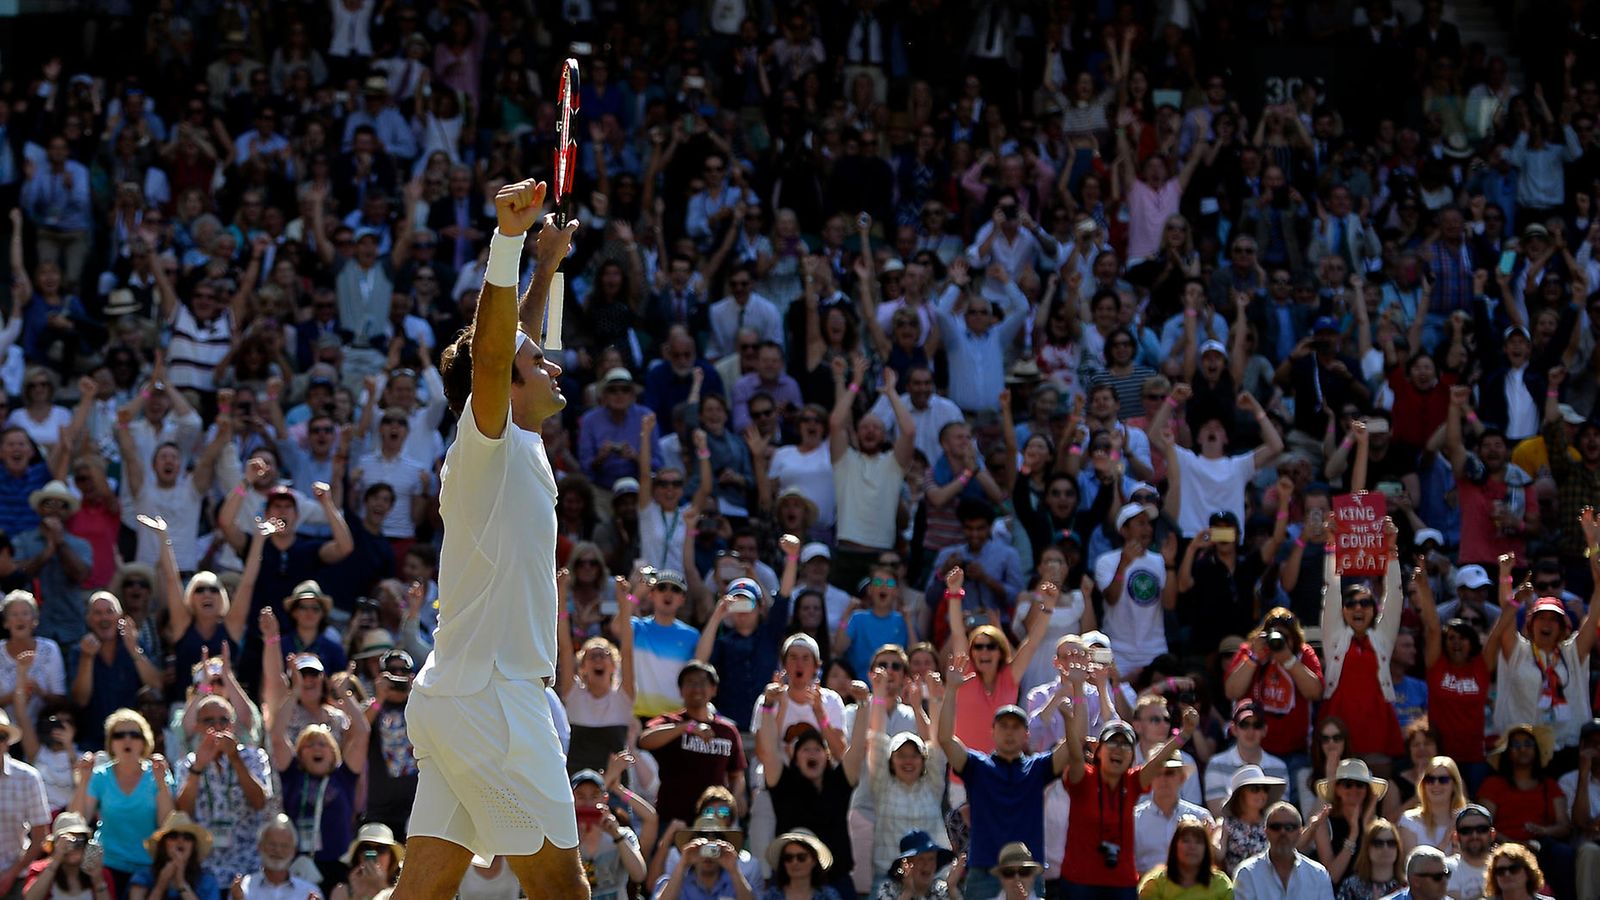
931;269;1027;415
1203;701;1292;816
171;696;270;889
68;594;164;751
707;267;782;362
577;369;658;491
12;481;92;647
621;570;698;720
637;661;747;828
21;811;114;900
1094;503;1178;673
829;360;915;591
69;709;173;896
1133;759;1212;876
1213;765;1285;875
0;709;47;899
1315;523;1406;761
19;137;91;291
361;649;418;839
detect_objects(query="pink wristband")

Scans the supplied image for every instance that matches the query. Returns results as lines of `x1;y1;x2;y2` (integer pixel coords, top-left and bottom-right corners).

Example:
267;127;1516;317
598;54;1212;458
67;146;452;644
1467;412;1480;424
1547;390;1559;398
232;485;247;497
870;697;888;707
1294;538;1305;549
847;383;860;395
263;636;280;646
1276;511;1290;521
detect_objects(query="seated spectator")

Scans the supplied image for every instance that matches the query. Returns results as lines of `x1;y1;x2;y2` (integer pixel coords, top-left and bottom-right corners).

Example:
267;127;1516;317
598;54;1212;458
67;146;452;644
326;823;403;900
266;715;368;890
1310;759;1389;885
1478;723;1574;896
1399;756;1468;856
235;814;320;900
14;480;94;647
1213;765;1285;875
1447;804;1496;900
128;812;219;900
1136;815;1231;899
1133;758;1211;876
22;811;114;900
1484;841;1555;900
1333;817;1403;900
761;829;841;900
654;812;756;900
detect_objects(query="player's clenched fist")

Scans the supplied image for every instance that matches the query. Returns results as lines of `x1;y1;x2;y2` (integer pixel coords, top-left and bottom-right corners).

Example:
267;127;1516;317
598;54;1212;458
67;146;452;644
494;179;547;237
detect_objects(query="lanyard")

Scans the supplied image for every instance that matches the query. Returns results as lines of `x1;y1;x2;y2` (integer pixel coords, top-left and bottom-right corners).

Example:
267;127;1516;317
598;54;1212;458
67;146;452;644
658;505;680;568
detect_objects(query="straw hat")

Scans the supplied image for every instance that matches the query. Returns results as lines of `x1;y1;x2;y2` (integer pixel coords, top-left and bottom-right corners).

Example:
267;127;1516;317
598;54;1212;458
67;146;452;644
42;812;92;853
673;812;744;851
285;580;334;617
352;629;398;660
1223;764;1286;809
340;822;405;866
1488;723;1555;769
144;812;213;859
989;842;1043;877
764;828;833;872
1315;758;1389;803
28;480;80;516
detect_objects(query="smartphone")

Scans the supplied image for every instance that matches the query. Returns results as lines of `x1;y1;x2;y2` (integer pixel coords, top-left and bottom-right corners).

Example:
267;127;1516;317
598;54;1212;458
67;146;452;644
682;113;699;133
1498;249;1517;276
727;597;756;614
1210;526;1237;544
1376;481;1403;498
1090;648;1114;666
683;75;707;92
569;41;594;56
1364;417;1391;435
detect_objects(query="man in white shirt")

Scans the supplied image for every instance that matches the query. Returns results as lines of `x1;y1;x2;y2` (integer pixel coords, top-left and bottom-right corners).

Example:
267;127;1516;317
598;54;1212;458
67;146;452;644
395;179;585;898
1151;383;1283;537
1133;758;1212;874
1131;695;1203;807
867;365;964;467
707;267;782;359
1232;802;1334;899
237;815;320;899
1202;701;1291;815
1093;503;1176;672
1446;804;1495;900
354;410;432;543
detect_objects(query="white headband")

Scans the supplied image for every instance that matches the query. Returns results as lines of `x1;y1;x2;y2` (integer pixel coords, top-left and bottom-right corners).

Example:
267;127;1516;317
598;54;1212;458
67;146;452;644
515;329;530;356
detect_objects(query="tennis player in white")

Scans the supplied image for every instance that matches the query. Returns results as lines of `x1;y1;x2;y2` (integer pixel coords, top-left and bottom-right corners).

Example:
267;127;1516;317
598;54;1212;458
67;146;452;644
393;178;585;899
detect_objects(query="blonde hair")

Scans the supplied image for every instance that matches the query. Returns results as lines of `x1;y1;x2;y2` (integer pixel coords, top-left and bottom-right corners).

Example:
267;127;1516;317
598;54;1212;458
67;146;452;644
1;590;38;618
576;637;621;689
1416;756;1467;830
967;624;1014;666
185;571;232;616
103;708;155;757
293;723;343;770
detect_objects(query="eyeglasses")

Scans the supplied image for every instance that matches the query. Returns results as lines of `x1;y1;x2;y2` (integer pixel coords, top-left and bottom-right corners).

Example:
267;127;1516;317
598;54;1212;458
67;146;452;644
750;407;775;418
1493;863;1526;877
1265;822;1298;832
1343;598;1376;609
737;343;759;353
874;661;906;672
1318;733;1345;743
781;852;811;863
1370;837;1398;848
655;479;684;488
870;577;897;588
111;730;144;741
1236;719;1264;730
970;642;1000;652
1423;774;1454;785
1457;824;1491;835
1412;871;1447;882
1534;580;1562;591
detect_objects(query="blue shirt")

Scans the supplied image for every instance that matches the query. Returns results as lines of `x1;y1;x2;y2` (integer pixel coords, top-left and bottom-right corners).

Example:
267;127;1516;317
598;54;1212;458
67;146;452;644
631;617;701;718
708;594;790;731
20;161;92;232
1393;675;1429;731
961;749;1055;868
11;528;92;646
577;404;660;489
933;282;1029;413
88;762;174;872
130;867;221;899
0;462;49;537
927;539;1026;617
842;609;910;677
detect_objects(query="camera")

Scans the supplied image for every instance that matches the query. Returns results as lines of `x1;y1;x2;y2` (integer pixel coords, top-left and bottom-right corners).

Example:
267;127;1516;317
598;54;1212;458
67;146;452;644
699;843;722;860
1098;841;1120;868
1002;205;1018;221
1266;630;1287;652
857;212;872;229
1177;690;1196;706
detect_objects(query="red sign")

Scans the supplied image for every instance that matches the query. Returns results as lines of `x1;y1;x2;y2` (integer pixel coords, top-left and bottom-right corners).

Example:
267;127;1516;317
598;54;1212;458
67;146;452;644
1332;493;1388;576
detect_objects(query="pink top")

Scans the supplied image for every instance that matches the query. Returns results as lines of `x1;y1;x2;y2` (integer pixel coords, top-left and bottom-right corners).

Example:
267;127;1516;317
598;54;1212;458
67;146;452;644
68;501;120;589
1125;178;1183;261
954;665;1021;755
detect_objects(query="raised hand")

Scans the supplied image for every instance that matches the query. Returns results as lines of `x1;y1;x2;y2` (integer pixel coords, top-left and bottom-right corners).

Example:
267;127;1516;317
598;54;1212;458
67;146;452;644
136;514;168;533
494;179;547;237
259;607;279;641
945;566;965;594
778;533;801;559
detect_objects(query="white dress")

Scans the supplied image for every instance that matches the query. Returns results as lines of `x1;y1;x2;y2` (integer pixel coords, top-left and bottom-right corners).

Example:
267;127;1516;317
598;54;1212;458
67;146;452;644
409;399;576;858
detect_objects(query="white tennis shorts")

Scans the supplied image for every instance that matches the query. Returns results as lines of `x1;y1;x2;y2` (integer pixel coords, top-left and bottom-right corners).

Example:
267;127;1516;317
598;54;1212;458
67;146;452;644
407;673;578;858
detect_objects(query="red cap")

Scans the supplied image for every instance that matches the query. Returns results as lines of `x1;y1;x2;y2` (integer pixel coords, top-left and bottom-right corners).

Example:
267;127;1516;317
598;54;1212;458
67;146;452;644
1527;596;1570;628
265;485;296;504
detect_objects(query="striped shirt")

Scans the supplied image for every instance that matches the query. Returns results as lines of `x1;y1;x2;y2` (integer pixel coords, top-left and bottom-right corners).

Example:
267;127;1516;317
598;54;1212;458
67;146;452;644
0;755;47;870
167;305;234;393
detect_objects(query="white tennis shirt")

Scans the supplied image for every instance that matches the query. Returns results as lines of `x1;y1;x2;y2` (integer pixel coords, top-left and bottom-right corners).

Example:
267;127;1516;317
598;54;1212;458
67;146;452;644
414;398;560;696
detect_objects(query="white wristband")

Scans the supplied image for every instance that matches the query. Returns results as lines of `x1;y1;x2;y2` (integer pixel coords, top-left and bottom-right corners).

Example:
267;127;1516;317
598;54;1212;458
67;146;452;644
486;230;524;288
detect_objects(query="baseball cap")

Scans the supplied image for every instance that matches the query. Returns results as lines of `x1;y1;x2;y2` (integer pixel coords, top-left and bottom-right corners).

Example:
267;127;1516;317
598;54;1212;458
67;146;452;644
1117;502;1155;530
1231;700;1264;727
1455;804;1493;828
1504;325;1531;342
800;542;831;564
1559;404;1587;425
1098;720;1136;744
782;633;821;663
1081;630;1111;649
651;569;688;591
1199;339;1228;357
570;769;606;790
725;577;763;606
1312;316;1339;334
601;367;635;386
1454;565;1491;590
296;655;325;673
1523;222;1550;240
993;705;1029;727
611;477;640;498
1414;528;1444;547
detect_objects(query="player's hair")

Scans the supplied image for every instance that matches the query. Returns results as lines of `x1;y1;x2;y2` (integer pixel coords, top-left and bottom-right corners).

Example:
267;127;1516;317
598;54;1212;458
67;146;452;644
440;320;526;417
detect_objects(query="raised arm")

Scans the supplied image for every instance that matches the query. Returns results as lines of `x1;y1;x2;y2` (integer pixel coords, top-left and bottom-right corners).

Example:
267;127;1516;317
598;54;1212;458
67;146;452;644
828;356;854;464
1412;555;1442;669
519;214;580;341
225;519;273;641
936;651;969;774
474;180;546;439
879;366;917;470
139;516;189;641
1575;509;1600;659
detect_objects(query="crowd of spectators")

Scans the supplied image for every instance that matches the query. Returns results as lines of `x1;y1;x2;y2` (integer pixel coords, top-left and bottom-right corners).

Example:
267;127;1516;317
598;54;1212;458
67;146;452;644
3;0;1600;898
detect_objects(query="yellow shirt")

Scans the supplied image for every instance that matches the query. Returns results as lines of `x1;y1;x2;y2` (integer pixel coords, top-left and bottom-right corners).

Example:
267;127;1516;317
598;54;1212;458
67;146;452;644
1512;434;1579;477
1137;868;1235;900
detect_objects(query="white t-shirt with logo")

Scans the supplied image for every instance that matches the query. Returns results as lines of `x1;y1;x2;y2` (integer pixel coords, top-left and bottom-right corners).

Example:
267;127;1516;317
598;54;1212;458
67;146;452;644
1094;549;1167;671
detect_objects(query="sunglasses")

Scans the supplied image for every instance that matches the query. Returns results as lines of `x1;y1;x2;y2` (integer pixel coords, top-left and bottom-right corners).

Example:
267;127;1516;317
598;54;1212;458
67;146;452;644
655;479;684;488
1423;774;1454;785
122;579;151;590
193;585;222;595
1318;733;1345;743
781;852;811;863
997;868;1031;878
111;730;144;741
310;426;336;435
1457;824;1491;835
970;642;1000;652
1343;598;1376;609
1235;719;1264;730
1266;822;1298;832
1493;864;1526;876
1337;779;1369;790
750;407;775;418
870;577;897;588
1370;837;1398;848
798;416;824;425
874;661;906;672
